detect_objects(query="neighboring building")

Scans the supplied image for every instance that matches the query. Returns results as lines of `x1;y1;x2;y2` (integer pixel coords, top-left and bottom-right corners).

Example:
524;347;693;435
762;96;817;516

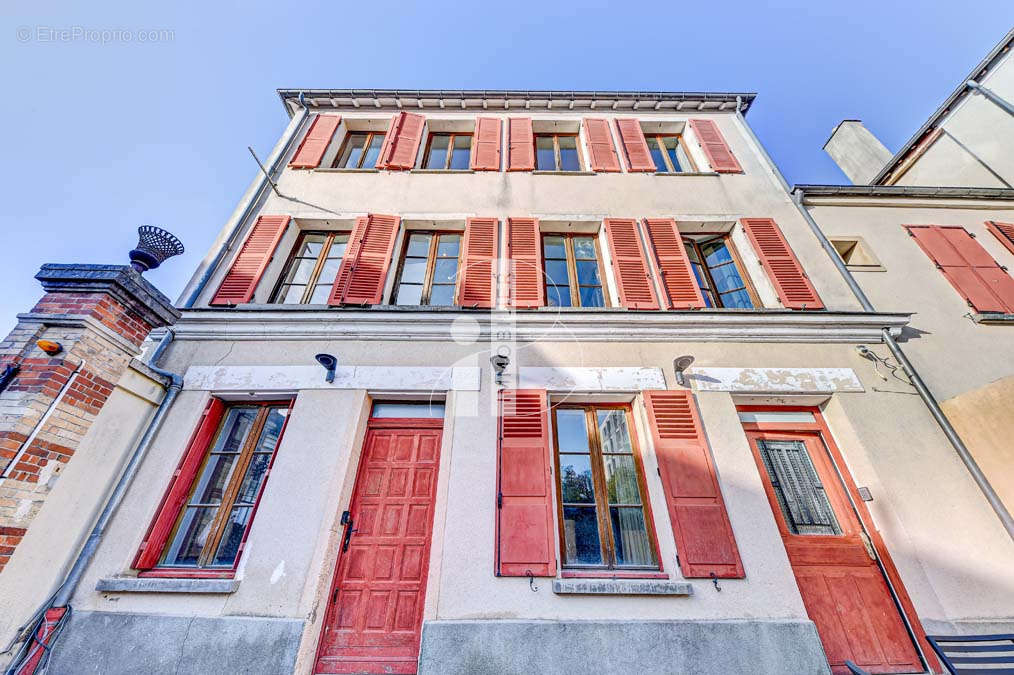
1;51;1014;675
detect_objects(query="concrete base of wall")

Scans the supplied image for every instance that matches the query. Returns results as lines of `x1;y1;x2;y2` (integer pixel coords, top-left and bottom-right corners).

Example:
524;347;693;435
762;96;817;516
921;617;1014;635
47;610;303;675
418;618;830;675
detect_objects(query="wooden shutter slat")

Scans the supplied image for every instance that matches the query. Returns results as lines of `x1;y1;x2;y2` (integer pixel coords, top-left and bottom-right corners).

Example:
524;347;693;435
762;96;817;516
133;398;226;569
642;218;706;309
210;215;291;306
289;115;341;169
378;112;425;170
496;389;556;577
985;221;1014;257
507;118;535;171
643;390;744;579
688;119;742;173
604;219;660;310
906;225;1014;314
740;218;824;310
457;217;498;308
616;119;655;172
506;217;544;308
471;118;502;171
329;214;401;305
583;118;620;172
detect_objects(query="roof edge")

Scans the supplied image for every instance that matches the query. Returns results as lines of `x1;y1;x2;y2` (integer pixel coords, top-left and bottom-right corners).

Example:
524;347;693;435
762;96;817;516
794;184;1014;200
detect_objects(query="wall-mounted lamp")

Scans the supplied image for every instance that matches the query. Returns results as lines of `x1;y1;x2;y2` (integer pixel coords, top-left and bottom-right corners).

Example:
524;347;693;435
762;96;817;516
490;353;510;386
673;355;695;387
37;340;63;356
315;353;338;383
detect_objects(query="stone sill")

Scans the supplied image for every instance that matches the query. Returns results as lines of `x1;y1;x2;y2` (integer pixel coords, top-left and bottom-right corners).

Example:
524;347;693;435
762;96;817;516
532;170;596;176
653;171;720;177
96;577;239;594
552;579;692;596
973;313;1014;324
313;167;379;173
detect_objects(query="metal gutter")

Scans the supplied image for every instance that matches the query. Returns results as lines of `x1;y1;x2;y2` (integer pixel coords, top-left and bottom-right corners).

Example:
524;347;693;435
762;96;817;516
794;184;1014;200
967;79;1014;117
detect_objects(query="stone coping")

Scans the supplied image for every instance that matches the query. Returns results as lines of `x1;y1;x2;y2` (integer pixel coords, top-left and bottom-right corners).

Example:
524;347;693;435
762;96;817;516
36;264;180;328
96;576;239;594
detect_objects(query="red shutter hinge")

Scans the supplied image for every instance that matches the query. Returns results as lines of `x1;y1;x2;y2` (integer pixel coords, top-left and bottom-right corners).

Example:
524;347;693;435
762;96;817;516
497;492;503;509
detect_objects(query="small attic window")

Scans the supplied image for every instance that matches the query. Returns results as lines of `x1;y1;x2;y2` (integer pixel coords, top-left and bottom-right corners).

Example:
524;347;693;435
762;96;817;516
830;237;884;271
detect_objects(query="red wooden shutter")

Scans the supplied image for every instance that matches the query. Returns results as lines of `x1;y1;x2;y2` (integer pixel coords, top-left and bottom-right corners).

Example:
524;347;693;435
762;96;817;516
496;389;556;577
328;214;401;305
986;221;1014;257
643;390;744;579
471;118;502;171
133;397;226;569
906;225;1014;314
288;115;341;169
583;118;620;172
688;119;742;173
457;218;498;308
377;112;425;170
741;218;824;310
506;217;544;308
603;218;660;310
507;118;535;171
210;215;291;306
615;119;654;172
642;218;706;309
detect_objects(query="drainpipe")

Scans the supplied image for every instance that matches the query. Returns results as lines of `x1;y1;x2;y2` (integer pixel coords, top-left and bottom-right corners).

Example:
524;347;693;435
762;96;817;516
790;188;1014;541
4;330;184;675
967;80;1014;117
180;92;311;308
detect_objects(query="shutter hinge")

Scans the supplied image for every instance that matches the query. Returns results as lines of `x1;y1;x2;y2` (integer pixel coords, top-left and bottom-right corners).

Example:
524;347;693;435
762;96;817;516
497;492;503;509
969;232;977;238
657;467;661;477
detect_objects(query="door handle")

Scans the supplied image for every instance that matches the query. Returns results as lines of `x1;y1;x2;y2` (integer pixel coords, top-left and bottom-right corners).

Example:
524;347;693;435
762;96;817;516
341;517;358;553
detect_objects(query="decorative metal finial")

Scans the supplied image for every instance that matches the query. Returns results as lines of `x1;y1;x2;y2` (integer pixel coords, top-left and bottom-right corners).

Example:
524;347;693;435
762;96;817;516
129;226;184;273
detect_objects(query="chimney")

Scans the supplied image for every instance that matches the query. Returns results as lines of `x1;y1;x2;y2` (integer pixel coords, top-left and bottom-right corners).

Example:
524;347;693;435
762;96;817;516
823;120;893;185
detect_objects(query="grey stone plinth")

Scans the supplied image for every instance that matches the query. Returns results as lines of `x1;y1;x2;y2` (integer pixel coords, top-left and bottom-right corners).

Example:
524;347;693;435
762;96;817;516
35;263;180;328
552;578;692;595
419;619;831;675
96;576;239;594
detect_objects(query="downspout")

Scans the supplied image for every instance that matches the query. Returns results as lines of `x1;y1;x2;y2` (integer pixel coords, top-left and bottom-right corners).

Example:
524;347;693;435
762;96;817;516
967;79;1014;117
4;330;184;675
790;187;1014;541
180;92;311;308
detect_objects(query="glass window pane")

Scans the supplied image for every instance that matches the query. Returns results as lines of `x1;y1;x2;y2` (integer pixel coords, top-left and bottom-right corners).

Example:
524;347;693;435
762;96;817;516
309;285;332;304
429;284;455;306
371;402;445;418
337;133;367;168
558;136;580;171
649;140;668;172
597;410;632;454
578;286;604;308
258;408;287;450
709;263;745;293
542;236;567;259
425;134;450;169
562;506;602;565
436;234;460;257
610;507;654;566
278;285;305;304
603;455;640;505
757;439;841;536
162;507;216;566
719;289;753;309
559;454;595;504
738;411;816;424
317;258;341;285
328;235;349;260
702;240;733;266
683;240;701;263
396;283;423;305
400;258;427;284
362;133;385;168
547;285;571;307
690;263;711;292
450;135;471;169
663;137;685;173
299;235;327;258
701;289;716;308
190;454;238;505
236;453;271;505
674;142;693;173
556;410;590;453
433;258;459;284
286;258;317;285
212;506;251;567
572;237;596;259
212;409;257;454
406;233;432;257
576;260;600;285
536;136;555;170
544;260;570;286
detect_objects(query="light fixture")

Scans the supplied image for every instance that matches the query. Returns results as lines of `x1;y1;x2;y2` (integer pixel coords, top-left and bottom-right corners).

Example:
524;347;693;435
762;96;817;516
315;353;338;383
490;353;510;386
37;340;63;355
673;355;695;387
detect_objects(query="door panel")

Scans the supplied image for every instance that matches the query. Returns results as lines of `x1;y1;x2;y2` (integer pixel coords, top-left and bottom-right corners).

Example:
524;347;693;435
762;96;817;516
747;431;921;675
315;423;443;674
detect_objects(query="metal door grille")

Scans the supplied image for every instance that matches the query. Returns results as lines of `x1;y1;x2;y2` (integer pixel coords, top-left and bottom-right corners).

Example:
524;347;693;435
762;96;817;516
757;439;841;536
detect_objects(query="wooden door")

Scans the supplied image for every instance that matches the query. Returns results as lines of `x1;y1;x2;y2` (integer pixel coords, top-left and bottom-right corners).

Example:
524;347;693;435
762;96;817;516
745;430;922;675
314;419;443;674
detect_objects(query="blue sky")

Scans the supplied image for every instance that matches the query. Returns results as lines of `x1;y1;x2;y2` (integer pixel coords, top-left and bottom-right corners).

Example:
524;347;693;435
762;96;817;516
1;2;1012;335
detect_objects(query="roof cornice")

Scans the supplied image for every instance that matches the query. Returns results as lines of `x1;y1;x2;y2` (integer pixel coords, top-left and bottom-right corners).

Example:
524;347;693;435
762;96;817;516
794;184;1014;200
276;88;756;118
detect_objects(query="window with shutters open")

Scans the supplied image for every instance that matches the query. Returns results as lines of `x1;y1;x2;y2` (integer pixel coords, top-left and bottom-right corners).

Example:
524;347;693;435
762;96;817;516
270;231;350;304
542;234;609;308
535;133;582;171
391;231;462;306
682;234;758;308
645;134;697;174
421;132;472;170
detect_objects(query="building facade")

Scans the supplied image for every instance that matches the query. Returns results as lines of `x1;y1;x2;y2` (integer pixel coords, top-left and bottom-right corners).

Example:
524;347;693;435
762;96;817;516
1;66;1013;675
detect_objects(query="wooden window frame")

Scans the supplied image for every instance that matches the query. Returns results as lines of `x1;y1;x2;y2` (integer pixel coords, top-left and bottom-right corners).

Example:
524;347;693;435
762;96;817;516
534;132;583;171
551;403;661;572
541;233;611;308
391;230;463;306
140;400;292;579
332;131;385;169
682;233;759;308
270;231;350;305
645;133;697;173
421;132;473;170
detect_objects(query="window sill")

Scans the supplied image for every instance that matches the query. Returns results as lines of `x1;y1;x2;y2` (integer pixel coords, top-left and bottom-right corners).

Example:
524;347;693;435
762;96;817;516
96;576;240;594
411;169;475;174
653;171;720;177
532;170;596;176
845;264;887;273
552;578;692;596
973;312;1014;324
313;167;379;173
561;570;668;580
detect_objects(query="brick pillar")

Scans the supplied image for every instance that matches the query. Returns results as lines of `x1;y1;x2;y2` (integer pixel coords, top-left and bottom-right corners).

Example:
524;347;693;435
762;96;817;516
0;264;179;573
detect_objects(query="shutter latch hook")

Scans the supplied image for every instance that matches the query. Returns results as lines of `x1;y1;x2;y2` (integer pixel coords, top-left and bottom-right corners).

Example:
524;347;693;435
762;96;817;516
526;570;539;593
710;572;722;592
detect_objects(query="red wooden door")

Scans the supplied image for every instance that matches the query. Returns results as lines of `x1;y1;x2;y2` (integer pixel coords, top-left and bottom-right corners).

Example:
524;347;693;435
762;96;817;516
315;419;443;674
745;430;922;675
